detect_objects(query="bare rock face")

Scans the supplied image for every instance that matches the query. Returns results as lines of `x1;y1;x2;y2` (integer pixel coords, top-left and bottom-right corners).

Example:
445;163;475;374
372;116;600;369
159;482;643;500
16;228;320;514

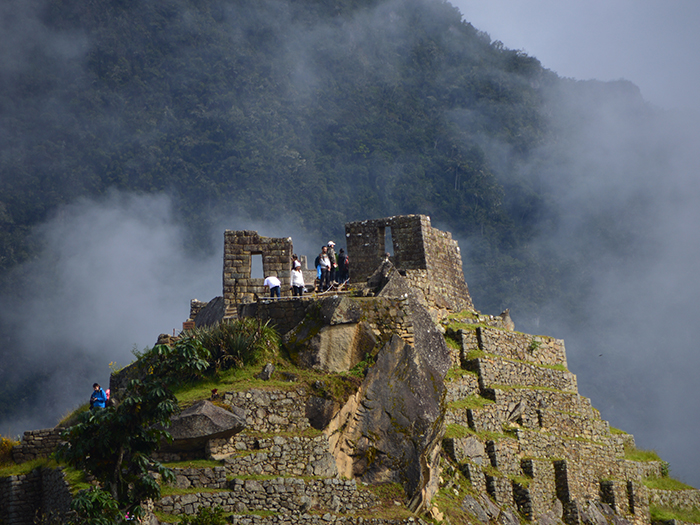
162;400;246;452
193;296;226;327
284;296;378;373
328;329;449;512
297;322;377;372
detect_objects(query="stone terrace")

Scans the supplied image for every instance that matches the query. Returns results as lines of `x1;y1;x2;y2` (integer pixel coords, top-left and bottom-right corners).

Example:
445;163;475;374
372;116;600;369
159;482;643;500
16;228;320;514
442;319;673;525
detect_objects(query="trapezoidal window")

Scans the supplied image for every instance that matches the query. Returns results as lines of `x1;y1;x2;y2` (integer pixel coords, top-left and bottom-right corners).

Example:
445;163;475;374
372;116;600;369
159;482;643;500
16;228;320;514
251;253;264;279
383;226;394;256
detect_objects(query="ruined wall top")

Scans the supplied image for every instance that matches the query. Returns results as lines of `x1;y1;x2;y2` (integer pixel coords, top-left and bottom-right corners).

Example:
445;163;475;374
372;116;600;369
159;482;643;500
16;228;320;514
220;215;473;314
223;230;294;307
345;215;473;312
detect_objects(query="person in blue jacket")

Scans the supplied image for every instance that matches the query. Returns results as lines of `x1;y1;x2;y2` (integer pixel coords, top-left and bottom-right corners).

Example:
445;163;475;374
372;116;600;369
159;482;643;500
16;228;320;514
90;383;107;409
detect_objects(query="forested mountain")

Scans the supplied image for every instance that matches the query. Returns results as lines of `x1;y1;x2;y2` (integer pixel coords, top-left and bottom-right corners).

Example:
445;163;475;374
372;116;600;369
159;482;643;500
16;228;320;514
2;0;576;308
3;0;699;485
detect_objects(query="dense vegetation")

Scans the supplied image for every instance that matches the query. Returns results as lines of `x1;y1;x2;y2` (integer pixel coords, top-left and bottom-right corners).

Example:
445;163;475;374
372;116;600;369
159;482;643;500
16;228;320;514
0;0;671;427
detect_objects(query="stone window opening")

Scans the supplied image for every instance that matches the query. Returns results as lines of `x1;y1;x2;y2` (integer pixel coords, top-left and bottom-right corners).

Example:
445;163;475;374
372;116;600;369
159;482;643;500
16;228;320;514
251;253;263;279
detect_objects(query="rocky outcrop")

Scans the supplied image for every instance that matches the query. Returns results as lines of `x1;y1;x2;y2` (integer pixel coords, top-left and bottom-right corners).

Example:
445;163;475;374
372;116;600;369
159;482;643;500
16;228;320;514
325;269;453;513
161;400;246;453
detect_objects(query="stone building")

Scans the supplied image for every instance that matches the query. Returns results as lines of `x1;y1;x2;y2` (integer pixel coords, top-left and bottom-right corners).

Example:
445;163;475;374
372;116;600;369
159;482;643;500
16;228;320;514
222;230;294;310
220;215;473;317
345;214;473;312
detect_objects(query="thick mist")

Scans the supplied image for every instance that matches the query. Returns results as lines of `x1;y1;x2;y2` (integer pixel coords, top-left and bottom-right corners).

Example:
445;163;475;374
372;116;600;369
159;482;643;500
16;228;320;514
0;192;220;433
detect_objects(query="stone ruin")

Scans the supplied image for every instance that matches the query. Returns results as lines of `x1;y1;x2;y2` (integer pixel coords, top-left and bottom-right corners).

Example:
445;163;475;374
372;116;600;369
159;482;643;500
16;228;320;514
193;214;474;323
345;214;473;313
4;214;700;525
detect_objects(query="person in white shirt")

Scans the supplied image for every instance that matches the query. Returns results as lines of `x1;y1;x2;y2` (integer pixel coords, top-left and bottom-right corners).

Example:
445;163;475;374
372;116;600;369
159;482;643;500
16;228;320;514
290;264;305;296
263;274;281;298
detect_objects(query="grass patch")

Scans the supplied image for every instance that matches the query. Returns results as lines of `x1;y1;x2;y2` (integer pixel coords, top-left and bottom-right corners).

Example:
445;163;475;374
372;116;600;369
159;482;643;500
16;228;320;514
433;479;476;525
643;476;694;490
357;482;413;520
162;459;224;469
447;395;494;410
445;336;461;351
510;474;531;488
445;424;473;439
464;349;485;361
0;458;89;494
57;403;90;428
609;426;627;435
650;505;700;523
624;446;661;462
445;368;478;381
63;465;90;494
0;458;51;477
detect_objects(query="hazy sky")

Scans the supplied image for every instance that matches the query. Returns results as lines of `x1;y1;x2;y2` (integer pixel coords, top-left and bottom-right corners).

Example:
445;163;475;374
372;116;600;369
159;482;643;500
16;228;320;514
452;0;700;113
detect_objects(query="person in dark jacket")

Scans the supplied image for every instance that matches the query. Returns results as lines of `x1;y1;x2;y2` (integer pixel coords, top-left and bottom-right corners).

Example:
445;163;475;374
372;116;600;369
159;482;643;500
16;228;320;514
337;248;349;283
90;383;107;409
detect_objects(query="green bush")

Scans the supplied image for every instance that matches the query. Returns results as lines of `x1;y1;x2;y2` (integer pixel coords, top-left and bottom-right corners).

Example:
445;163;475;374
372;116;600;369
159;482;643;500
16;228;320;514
0;434;19;465
186;319;280;372
138;337;211;383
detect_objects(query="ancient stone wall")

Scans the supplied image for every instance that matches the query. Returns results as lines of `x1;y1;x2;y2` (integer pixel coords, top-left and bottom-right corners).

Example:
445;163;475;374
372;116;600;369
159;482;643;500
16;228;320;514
11;428;63;463
170;466;228;490
215;435;337;478
649;489;700;510
156;477;377;515
223;230;294;308
0;468;72;525
221;389;310;434
345;215;473;312
224;517;426;525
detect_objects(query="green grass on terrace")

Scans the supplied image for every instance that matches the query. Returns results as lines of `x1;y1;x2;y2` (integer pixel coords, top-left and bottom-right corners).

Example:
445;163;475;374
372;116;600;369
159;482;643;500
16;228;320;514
623;446;662;462
643;476;694;491
650;504;700;523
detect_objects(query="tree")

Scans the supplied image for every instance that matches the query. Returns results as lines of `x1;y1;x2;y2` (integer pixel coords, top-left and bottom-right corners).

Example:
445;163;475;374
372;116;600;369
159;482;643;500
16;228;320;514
56;337;211;522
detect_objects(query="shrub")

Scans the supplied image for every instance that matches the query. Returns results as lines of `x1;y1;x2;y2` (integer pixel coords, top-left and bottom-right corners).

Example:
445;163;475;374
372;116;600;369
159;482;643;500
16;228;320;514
186;318;280;371
138;336;211;383
0;434;19;465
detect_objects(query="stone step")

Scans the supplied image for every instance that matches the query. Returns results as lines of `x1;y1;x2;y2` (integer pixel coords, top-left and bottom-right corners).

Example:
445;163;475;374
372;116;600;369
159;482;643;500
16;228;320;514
489;388;596;419
516;432;627;503
448;326;567;368
446;387;599;435
476;326;567;368
444;373;480;403
220;435;337;478
221;389;310;435
537;407;611;441
466;357;578;392
156;477;377;516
